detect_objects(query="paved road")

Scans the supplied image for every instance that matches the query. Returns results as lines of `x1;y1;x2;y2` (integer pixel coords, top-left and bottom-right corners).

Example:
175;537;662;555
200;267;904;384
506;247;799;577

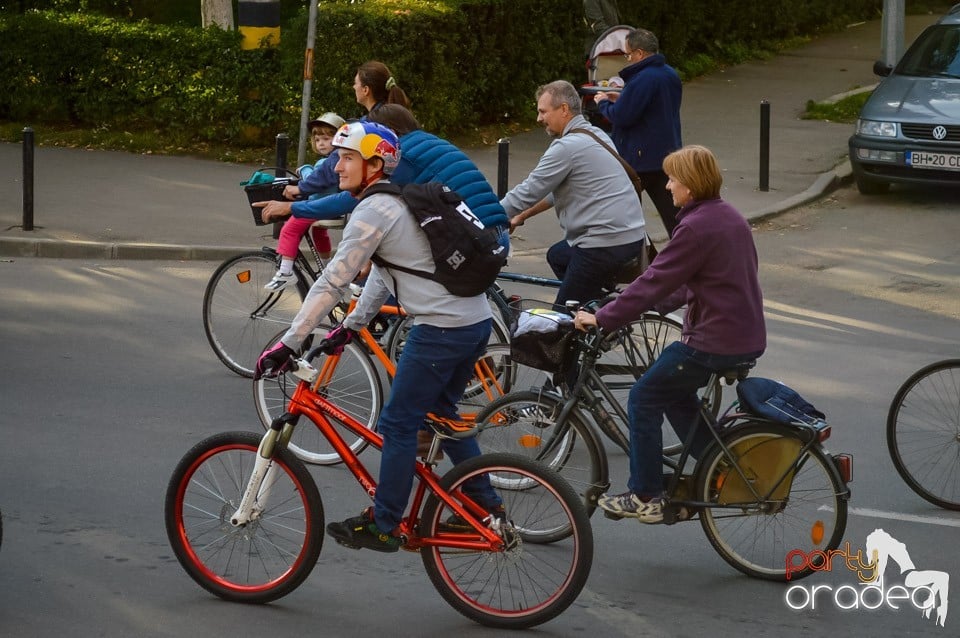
1;182;958;637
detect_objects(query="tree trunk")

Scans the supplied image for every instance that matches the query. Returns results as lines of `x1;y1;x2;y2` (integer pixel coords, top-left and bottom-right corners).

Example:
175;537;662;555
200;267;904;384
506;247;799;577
201;0;234;29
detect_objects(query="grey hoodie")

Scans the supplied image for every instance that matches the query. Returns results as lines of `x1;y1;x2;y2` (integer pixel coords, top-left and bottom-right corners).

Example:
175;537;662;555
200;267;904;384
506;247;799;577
500;114;646;249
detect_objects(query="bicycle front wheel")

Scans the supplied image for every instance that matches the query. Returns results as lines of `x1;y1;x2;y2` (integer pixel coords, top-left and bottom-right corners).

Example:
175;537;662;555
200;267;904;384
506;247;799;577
696;422;848;581
253;327;383;466
887;359;960;510
475;390;606;519
420;453;593;629
600;313;721;455
203;251;307;377
164;431;324;603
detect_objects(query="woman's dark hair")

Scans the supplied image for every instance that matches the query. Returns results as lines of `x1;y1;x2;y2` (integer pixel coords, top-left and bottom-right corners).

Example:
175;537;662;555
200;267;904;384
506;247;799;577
357;60;412;110
366;104;420;137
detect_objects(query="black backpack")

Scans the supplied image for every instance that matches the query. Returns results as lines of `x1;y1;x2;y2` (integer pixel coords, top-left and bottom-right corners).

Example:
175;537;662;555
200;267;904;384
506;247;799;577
362;182;507;297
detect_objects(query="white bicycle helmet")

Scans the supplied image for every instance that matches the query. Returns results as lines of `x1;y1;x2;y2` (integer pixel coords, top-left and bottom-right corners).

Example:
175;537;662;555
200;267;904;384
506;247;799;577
332;121;400;175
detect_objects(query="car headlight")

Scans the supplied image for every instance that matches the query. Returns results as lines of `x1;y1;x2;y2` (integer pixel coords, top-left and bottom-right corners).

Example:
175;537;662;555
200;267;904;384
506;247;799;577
856;119;897;137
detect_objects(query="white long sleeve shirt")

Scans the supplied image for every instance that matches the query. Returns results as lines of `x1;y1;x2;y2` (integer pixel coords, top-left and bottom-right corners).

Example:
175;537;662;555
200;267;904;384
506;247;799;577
282;184;491;350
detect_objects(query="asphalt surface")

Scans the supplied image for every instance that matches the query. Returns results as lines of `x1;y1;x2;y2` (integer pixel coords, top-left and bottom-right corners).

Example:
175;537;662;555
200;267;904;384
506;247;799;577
0;13;939;261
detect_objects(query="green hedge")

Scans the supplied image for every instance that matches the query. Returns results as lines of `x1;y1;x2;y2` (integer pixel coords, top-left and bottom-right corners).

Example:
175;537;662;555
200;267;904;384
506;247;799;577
1;0;885;144
0;12;286;140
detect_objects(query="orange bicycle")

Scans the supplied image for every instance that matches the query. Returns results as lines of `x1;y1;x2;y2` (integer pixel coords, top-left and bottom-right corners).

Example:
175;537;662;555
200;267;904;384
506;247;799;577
165;341;593;629
252;285;529;466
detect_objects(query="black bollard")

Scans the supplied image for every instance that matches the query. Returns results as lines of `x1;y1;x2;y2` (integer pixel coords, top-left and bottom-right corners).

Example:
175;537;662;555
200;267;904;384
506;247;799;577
273;133;289;239
759;101;770;192
497;138;510;199
22;127;34;231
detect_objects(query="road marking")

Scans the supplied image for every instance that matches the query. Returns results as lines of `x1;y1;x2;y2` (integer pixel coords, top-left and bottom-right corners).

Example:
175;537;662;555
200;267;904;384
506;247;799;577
849;506;960;528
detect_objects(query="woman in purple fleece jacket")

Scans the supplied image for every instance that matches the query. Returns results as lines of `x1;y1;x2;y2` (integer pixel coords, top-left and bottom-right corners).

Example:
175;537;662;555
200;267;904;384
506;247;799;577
574;145;766;523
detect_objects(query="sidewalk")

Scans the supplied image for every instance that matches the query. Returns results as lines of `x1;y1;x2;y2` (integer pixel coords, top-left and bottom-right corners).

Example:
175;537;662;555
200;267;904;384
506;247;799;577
0;13;938;261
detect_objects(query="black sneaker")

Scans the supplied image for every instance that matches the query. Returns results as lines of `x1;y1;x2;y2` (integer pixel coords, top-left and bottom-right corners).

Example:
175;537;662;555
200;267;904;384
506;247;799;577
439;504;507;532
326;507;403;553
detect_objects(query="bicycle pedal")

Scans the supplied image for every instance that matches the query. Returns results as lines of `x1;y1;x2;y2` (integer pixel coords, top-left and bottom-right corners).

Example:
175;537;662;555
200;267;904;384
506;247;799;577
602;510;626;521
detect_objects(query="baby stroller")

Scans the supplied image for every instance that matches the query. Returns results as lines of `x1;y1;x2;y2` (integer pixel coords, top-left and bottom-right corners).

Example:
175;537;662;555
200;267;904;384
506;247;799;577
578;24;634;131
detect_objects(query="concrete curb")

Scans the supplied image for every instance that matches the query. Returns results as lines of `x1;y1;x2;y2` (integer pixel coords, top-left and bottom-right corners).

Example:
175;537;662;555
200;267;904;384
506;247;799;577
0;237;258;261
745;160;853;226
0;163;851;261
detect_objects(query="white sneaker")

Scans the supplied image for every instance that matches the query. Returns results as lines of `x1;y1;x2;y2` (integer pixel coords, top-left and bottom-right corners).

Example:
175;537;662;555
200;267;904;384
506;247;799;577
598;491;663;523
264;272;295;291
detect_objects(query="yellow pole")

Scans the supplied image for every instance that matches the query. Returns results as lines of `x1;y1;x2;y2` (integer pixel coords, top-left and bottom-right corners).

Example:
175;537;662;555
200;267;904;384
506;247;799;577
238;0;281;50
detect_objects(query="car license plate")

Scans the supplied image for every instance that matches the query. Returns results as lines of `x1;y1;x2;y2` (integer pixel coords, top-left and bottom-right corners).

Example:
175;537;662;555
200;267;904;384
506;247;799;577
906;151;960;170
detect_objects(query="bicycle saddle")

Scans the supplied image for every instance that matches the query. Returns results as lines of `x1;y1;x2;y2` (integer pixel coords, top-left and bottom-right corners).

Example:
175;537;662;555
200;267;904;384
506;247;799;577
720;360;756;385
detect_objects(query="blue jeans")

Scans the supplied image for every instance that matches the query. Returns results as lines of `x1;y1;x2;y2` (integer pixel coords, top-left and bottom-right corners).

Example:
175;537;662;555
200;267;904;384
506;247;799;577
373;319;500;533
626;341;764;497
493;224;511;253
547;239;645;309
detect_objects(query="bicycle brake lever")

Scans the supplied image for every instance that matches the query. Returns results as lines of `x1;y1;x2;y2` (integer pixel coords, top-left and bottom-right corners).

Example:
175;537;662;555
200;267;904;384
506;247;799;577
291;357;319;383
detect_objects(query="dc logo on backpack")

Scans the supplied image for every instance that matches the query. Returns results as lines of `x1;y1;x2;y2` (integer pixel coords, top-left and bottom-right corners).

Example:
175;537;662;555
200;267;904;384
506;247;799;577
363;182;507;297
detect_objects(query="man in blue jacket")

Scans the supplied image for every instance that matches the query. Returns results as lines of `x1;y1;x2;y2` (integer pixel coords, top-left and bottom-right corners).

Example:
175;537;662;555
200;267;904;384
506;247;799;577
594;28;682;236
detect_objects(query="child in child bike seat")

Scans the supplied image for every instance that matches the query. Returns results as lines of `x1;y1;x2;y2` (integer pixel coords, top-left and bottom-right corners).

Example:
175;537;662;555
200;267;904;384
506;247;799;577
574;145;766;524
255;122;503;552
260;112;346;292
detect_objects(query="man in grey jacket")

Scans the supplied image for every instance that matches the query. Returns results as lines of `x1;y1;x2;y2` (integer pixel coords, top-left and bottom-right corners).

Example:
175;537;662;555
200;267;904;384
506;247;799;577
502;80;646;308
257;122;502;552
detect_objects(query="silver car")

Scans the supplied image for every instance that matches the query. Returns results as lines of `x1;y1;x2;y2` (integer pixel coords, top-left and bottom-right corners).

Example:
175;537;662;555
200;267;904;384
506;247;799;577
848;4;960;194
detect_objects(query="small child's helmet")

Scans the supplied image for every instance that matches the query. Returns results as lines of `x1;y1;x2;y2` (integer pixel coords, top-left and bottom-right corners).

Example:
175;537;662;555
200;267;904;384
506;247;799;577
308;112;346;132
332;121;400;174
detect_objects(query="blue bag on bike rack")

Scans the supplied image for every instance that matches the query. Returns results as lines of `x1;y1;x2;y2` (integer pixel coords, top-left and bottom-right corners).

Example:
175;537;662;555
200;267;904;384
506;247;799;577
736;377;826;426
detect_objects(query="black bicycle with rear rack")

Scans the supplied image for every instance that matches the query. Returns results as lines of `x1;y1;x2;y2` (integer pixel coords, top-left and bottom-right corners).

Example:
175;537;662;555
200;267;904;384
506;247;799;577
476;319;852;581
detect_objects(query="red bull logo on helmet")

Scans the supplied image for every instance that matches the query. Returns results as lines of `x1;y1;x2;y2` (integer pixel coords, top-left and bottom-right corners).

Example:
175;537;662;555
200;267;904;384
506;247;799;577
374;138;399;164
358;132;397;163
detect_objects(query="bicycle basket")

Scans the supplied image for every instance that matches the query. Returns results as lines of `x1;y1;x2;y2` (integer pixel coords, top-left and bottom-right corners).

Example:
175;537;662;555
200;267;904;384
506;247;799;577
509;303;577;373
242;170;298;226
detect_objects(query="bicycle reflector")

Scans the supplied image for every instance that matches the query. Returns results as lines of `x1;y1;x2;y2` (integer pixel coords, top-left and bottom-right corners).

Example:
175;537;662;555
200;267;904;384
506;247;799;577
811;520;825;546
237;270;252;284
833;454;852;483
517;434;543;449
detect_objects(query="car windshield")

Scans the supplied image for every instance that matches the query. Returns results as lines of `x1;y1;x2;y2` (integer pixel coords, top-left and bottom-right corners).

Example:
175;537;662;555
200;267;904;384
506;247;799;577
897;24;960;79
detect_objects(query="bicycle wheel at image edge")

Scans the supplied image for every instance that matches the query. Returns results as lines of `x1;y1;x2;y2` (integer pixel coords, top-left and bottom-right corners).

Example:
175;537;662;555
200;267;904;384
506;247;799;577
696;422;848;581
203;251;307;377
164;431;324;603
420;453;593;629
887;359;960;510
253;327;384;466
475;390;608;523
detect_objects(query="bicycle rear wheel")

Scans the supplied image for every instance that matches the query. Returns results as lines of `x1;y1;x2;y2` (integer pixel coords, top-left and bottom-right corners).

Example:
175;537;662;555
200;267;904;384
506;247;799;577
164;431;324;603
696;422;848;581
475;390;607;518
253;327;383;465
203;251;307;377
420;453;593;629
887;359;960;510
